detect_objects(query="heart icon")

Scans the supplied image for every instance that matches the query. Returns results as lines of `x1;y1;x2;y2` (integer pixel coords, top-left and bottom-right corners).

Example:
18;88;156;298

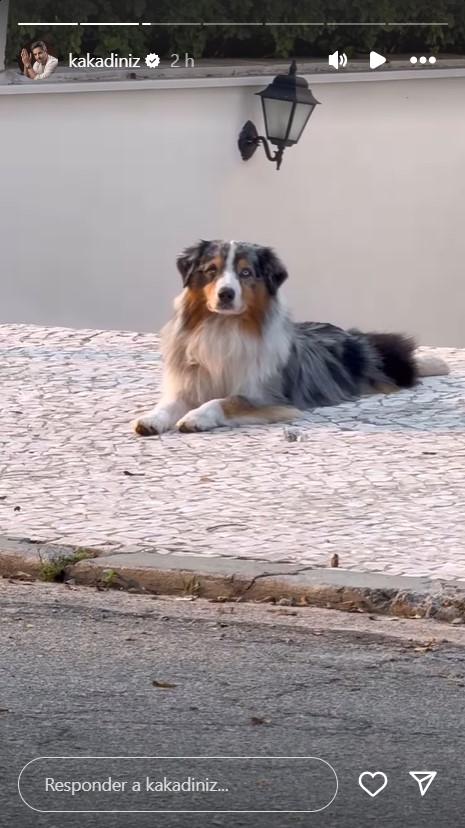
358;772;388;797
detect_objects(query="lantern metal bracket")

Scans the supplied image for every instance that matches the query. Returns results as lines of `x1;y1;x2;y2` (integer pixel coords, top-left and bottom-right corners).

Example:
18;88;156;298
238;120;285;171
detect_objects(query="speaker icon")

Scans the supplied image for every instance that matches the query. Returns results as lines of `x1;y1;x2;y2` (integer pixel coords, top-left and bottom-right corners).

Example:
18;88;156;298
328;51;348;69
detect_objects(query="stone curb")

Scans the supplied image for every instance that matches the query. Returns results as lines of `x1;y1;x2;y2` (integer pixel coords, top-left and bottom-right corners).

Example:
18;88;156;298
1;537;465;625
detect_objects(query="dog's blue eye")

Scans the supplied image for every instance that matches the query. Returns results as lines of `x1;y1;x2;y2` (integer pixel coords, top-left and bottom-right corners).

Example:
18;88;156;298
241;268;252;277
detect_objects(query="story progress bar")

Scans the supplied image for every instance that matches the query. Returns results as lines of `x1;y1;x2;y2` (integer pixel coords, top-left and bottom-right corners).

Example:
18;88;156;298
18;22;450;27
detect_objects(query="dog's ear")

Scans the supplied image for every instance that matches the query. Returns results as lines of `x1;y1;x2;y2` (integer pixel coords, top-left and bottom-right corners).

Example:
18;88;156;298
256;246;288;295
176;240;210;286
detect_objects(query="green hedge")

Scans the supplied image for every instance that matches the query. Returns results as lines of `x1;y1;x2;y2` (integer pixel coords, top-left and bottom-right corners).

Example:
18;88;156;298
6;1;465;63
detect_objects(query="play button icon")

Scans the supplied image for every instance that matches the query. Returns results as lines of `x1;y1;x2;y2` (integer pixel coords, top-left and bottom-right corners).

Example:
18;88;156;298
370;51;386;69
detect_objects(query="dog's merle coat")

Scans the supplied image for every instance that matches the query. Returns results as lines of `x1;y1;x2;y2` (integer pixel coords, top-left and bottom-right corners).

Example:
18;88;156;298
280;323;416;409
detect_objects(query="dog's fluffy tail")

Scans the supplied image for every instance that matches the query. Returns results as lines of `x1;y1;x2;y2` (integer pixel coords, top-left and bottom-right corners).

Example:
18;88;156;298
366;332;449;386
414;355;450;377
366;332;418;388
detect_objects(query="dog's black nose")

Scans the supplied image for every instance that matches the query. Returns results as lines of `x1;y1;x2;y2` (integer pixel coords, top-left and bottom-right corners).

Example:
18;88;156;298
218;287;235;304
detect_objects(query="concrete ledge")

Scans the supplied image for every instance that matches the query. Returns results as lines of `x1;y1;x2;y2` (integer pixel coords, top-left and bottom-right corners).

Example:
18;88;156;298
2;58;465;94
1;537;464;625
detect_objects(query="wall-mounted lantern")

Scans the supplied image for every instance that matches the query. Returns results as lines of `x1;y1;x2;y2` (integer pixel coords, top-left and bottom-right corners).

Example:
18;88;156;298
238;61;321;170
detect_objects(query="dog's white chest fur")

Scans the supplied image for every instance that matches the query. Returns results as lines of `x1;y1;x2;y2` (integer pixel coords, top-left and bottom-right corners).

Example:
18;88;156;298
188;319;263;397
168;307;291;404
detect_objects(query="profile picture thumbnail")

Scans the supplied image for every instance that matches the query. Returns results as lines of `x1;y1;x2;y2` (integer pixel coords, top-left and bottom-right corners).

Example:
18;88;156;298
19;40;58;80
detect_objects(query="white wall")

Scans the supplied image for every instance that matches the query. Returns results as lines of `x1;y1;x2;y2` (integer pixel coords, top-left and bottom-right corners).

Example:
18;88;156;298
1;76;465;346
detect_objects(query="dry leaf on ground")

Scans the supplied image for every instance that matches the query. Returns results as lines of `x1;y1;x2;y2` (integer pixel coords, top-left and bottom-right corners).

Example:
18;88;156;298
250;716;269;725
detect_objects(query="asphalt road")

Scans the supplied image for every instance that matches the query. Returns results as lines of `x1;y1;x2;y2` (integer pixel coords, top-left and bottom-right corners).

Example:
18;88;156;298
1;581;465;828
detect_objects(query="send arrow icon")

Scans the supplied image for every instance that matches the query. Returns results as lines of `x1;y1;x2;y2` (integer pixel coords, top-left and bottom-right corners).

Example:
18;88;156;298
409;771;437;796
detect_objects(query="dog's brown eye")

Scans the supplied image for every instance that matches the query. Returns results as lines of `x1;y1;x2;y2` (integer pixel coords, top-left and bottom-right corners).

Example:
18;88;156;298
206;265;217;276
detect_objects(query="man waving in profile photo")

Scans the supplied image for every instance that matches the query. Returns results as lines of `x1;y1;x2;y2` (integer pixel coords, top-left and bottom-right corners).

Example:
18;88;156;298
21;41;58;80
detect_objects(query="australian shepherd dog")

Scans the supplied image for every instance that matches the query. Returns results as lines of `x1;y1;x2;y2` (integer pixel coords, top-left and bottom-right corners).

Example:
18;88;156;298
132;240;449;435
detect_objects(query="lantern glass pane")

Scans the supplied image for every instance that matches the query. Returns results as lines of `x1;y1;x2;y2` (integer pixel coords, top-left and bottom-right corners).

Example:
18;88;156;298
262;98;294;142
287;103;314;143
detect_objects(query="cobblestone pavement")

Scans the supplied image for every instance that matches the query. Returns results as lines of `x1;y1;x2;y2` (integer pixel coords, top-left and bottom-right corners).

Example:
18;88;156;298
1;324;464;579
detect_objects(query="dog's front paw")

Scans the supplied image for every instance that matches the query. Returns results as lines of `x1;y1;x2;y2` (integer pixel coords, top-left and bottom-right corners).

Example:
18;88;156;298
176;414;207;433
176;404;222;433
132;414;169;436
132;401;190;436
